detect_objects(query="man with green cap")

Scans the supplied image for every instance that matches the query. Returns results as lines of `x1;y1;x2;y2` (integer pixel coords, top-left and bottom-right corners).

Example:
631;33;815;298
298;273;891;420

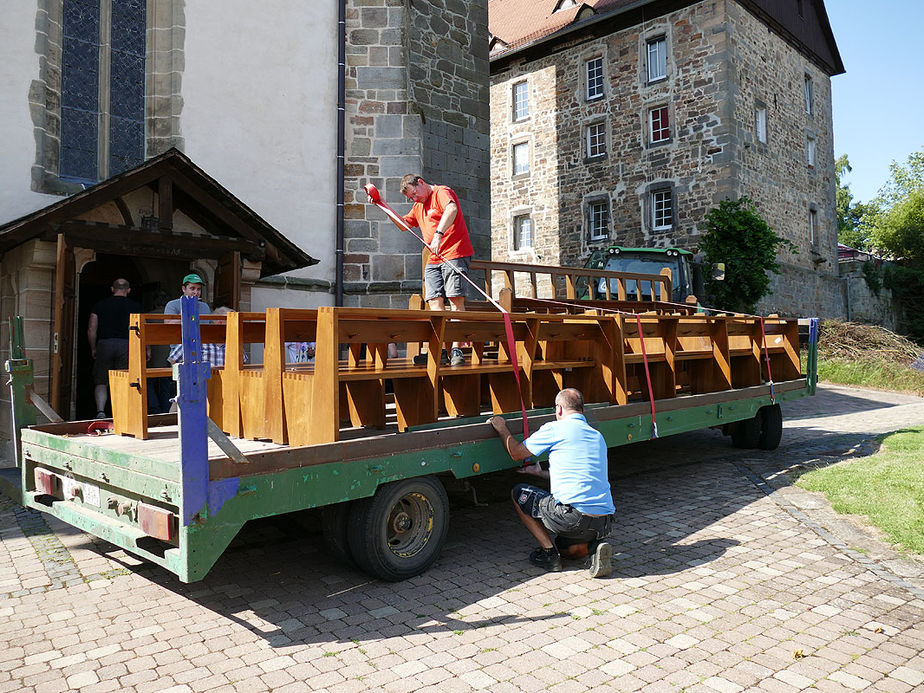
165;273;211;316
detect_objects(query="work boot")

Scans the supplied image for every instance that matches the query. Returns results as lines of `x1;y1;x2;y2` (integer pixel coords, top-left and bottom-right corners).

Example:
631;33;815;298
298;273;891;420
529;546;563;572
449;347;465;366
587;540;612;578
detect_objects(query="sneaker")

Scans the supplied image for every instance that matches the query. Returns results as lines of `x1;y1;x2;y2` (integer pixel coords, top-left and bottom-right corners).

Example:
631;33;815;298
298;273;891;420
413;350;449;366
588;541;612;579
95;411;107;419
449;347;464;366
529;547;563;572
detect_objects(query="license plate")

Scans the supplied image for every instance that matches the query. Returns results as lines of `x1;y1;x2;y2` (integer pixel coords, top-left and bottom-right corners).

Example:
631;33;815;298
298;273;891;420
61;477;100;507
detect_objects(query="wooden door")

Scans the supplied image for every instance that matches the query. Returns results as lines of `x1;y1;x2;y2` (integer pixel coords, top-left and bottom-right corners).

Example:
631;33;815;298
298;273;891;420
213;251;241;310
51;234;77;416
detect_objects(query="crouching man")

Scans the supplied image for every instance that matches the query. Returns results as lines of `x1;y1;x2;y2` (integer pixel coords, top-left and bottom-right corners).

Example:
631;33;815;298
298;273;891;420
488;388;615;578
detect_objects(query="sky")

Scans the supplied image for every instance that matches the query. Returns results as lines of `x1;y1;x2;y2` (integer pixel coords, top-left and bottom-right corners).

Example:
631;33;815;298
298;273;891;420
826;1;924;204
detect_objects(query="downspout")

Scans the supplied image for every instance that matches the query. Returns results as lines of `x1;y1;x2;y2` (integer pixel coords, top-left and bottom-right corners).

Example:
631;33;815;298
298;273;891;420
335;0;346;306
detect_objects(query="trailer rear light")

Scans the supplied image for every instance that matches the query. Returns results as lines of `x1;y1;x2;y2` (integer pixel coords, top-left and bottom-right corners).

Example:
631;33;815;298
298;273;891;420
34;468;59;497
138;502;175;541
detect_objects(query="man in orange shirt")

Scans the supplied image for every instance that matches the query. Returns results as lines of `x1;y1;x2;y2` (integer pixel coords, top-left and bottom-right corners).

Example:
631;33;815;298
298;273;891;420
401;174;474;366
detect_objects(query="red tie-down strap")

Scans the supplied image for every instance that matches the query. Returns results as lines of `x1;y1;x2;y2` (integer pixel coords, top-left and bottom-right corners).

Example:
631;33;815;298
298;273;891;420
363;184;530;440
635;314;658;440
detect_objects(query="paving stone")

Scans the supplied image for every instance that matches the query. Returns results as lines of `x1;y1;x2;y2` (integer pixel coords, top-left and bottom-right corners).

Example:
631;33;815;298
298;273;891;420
3;386;924;692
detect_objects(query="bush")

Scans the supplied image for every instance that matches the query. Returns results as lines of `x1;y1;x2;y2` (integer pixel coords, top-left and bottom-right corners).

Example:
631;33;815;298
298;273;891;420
700;198;797;314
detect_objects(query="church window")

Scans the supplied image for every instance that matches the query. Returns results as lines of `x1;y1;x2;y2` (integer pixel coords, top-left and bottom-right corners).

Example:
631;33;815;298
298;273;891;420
60;0;147;183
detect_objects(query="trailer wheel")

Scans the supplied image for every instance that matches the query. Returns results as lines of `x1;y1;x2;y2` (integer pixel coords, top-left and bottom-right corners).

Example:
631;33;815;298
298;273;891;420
347;476;450;582
730;415;761;448
757;404;783;450
321;502;356;568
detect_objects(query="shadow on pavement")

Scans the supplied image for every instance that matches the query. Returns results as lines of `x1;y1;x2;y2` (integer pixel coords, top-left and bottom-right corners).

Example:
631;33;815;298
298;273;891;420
33;384;922;646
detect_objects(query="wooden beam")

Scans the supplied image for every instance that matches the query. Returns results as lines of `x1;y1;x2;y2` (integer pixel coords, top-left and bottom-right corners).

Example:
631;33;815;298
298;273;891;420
158;176;174;232
50;222;264;261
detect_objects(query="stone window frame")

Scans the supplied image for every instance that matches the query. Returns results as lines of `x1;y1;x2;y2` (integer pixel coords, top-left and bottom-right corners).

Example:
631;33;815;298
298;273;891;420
646;183;675;232
647;103;671;147
31;0;185;196
643;32;669;85
512;80;530;122
584;119;607;160
755;100;768;145
806;132;817;170
585;195;611;242
584;55;605;102
803;71;814;117
511;139;531;178
511;211;534;252
809;204;819;248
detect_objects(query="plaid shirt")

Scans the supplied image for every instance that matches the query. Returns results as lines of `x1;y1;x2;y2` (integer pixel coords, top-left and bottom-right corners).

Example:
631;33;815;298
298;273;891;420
168;342;226;367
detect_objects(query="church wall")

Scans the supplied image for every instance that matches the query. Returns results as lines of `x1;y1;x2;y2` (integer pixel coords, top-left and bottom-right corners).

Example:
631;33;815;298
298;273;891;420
0;3;62;221
181;1;339;291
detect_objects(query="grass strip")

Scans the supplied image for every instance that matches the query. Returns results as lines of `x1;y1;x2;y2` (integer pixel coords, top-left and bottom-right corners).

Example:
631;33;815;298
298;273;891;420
796;426;924;555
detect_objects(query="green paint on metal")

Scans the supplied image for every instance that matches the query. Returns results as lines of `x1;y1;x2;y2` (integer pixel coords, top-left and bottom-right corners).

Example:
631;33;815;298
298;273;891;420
22;430;181;482
21;443;181;500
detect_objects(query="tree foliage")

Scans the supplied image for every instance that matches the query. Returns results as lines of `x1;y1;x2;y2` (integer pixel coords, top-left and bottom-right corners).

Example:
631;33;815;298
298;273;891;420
868;150;924;344
836;154;880;250
699;197;797;314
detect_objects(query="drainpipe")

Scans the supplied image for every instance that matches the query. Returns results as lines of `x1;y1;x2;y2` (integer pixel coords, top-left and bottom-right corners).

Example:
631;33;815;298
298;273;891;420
844;275;851;321
335;0;346;306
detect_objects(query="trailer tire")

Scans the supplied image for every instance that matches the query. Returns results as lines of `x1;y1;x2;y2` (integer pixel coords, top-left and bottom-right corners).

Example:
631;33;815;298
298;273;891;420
757;404;783;450
730;415;761;448
321;502;356;568
347;476;450;582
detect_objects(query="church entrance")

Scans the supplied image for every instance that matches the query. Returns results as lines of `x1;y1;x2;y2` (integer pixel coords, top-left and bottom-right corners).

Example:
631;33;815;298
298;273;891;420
72;254;190;420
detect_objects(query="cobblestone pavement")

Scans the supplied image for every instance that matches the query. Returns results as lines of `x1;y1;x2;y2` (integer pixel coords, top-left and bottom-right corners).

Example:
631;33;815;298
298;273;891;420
2;384;923;692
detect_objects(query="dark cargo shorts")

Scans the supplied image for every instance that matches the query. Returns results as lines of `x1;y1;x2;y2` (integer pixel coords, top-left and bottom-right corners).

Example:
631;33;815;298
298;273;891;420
513;483;613;540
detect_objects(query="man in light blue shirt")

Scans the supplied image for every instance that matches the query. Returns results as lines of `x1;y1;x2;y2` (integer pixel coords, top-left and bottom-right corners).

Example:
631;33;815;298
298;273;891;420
489;388;615;578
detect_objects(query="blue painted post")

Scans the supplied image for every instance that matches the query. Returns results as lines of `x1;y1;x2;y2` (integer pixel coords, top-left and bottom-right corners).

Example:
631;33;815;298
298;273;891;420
807;317;819;395
177;295;212;526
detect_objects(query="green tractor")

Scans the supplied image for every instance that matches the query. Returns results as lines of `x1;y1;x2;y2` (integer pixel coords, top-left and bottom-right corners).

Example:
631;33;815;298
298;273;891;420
584;246;705;303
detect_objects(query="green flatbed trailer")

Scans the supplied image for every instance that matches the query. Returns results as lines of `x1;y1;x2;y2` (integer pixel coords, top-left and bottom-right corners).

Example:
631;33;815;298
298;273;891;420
6;308;819;583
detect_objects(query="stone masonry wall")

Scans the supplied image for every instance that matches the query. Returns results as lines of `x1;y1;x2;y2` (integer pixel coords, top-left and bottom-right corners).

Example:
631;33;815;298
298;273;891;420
492;2;733;270
343;0;489;308
490;0;843;318
727;0;840;315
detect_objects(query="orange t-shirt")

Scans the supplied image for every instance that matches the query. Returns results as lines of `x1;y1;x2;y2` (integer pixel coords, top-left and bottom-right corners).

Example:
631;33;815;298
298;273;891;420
402;185;474;264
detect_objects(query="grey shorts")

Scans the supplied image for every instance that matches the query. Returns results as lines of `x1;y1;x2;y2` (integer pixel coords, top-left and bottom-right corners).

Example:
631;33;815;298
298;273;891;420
424;256;470;301
93;338;129;385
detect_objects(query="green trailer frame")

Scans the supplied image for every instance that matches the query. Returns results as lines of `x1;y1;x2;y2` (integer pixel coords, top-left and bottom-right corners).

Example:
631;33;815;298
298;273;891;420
7;303;819;582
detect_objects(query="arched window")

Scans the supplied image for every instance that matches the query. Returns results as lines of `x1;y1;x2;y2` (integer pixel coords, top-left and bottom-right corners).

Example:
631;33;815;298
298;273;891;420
60;0;146;182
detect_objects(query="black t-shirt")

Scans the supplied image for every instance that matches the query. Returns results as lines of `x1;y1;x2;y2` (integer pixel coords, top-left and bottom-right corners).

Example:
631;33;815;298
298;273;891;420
91;295;142;340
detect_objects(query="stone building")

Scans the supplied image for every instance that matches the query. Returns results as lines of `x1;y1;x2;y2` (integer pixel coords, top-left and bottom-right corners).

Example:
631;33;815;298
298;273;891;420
489;0;845;316
0;0;489;433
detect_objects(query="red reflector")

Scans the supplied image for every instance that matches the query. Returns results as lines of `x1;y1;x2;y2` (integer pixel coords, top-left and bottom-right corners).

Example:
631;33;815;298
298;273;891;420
138;503;174;541
34;469;58;496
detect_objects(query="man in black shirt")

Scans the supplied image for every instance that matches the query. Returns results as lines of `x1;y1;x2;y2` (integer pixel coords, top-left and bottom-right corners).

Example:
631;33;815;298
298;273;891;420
87;278;141;418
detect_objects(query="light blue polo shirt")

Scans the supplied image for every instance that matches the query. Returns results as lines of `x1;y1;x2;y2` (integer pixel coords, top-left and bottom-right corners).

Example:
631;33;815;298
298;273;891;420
523;413;615;515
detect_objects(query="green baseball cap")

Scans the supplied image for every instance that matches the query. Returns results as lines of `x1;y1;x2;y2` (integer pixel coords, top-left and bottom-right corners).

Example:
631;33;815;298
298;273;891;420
182;273;205;285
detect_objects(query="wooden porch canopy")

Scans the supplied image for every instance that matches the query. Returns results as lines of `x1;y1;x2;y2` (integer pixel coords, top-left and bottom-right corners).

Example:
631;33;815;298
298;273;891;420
0;147;318;276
